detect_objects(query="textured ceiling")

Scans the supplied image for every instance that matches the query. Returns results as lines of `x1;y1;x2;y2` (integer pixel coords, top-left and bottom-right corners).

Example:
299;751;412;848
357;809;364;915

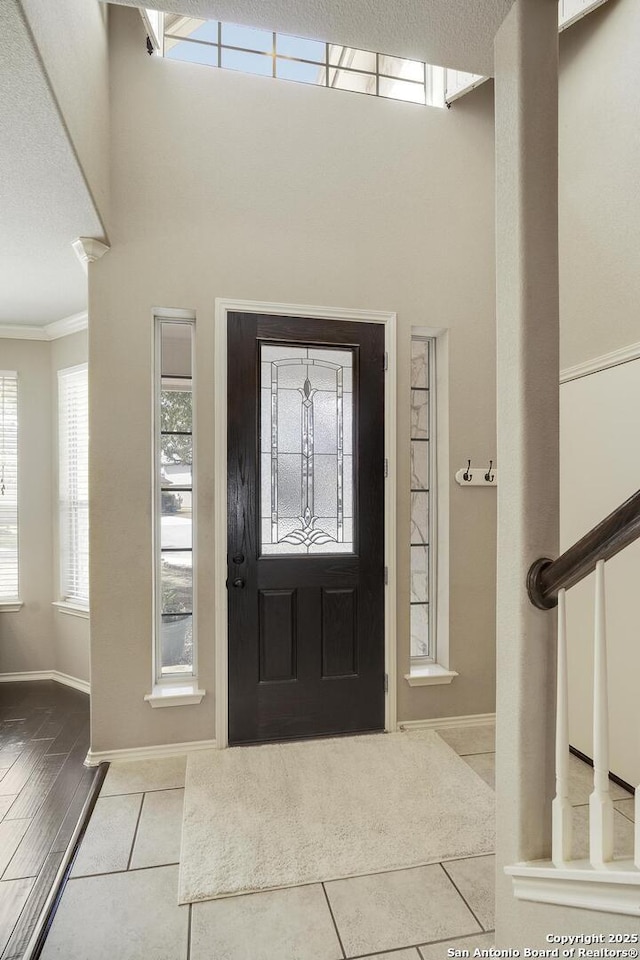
107;0;515;75
0;0;103;325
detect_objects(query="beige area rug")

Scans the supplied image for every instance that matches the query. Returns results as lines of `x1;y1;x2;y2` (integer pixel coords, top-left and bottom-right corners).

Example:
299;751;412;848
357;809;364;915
178;730;495;904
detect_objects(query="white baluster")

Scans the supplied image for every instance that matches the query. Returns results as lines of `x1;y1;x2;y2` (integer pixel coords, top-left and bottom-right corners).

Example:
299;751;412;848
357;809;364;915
552;588;572;866
589;559;614;867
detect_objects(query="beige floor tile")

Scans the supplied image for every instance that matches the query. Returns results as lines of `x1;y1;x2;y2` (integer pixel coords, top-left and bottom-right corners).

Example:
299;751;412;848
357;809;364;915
325;865;481;957
419;932;495;960
191;883;342;960
568;755;631;805
130;789;184;869
0;819;30;876
71;793;143;877
100;756;186;796
615;799;635;823
436;725;495;757
40;865;188;960
442;856;495;930
0;877;35;955
570;806;634;860
462;754;495;790
364;952;421;960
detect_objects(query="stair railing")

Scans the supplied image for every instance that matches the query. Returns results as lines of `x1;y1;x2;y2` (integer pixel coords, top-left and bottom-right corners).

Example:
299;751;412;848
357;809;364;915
507;489;640;910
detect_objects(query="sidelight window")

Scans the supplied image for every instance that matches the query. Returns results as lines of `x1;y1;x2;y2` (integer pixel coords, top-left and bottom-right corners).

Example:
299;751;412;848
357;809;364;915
410;337;435;666
260;344;354;555
154;319;196;679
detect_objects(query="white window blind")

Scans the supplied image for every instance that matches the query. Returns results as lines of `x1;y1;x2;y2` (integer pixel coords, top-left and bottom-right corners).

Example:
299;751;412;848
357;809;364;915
0;373;19;601
59;364;89;607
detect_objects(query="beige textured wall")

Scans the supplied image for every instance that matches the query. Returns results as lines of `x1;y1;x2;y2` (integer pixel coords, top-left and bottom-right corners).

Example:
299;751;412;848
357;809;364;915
51;330;90;682
20;0;110;228
0;340;53;673
559;0;640;368
89;6;497;752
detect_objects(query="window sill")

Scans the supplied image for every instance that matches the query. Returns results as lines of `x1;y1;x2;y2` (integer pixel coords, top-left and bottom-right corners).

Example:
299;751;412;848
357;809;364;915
404;664;458;686
0;601;23;612
144;681;206;708
52;601;90;620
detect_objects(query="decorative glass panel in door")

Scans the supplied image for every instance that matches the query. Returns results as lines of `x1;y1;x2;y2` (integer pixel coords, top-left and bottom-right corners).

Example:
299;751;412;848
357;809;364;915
260;345;354;555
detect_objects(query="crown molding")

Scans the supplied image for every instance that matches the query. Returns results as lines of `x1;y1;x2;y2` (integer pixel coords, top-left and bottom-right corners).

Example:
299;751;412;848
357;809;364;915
45;311;88;340
0;311;88;342
560;339;640;383
0;324;48;341
72;237;110;274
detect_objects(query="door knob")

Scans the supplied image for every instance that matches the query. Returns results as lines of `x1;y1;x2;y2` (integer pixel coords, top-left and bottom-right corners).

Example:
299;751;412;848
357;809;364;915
232;578;245;589
232;554;245;564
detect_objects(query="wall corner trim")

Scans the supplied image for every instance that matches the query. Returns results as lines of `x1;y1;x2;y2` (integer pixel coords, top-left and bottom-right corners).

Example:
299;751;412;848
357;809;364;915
398;712;495;731
0;670;90;695
71;237;110;272
85;738;217;766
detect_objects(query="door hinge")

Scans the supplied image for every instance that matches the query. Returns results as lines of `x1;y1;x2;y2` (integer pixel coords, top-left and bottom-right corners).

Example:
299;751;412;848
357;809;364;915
384;566;388;585
384;673;389;693
384;458;388;478
383;351;388;371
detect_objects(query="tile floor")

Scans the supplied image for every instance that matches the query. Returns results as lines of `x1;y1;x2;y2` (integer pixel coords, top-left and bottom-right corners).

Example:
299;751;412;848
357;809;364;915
39;724;635;960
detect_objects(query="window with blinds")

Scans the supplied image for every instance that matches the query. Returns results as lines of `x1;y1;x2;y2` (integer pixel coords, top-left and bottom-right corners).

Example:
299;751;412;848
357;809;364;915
58;364;89;607
0;373;19;602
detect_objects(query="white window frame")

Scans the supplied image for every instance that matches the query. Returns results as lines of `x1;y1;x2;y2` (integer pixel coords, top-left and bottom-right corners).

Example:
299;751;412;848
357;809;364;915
0;371;20;610
57;363;89;613
406;328;456;686
146;312;204;708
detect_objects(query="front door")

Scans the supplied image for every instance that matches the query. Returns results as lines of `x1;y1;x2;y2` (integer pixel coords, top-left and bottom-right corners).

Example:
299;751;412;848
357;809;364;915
227;312;385;745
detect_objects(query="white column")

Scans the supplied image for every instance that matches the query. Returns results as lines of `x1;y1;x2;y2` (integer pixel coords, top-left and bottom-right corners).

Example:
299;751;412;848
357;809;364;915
589;559;614;866
552;589;572;866
494;0;559;943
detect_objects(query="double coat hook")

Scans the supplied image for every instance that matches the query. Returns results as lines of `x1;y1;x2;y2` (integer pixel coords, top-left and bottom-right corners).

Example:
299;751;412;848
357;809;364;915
455;458;498;487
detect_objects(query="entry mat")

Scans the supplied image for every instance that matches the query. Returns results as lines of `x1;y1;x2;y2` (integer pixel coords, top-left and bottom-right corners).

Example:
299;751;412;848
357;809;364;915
178;729;495;903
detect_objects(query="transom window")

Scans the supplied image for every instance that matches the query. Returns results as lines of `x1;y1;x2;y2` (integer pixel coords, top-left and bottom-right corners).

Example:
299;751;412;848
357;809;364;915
146;10;445;107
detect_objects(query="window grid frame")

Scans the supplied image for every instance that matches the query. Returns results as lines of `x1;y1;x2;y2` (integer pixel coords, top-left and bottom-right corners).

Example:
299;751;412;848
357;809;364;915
162;21;430;105
0;371;19;604
410;337;437;669
154;318;197;685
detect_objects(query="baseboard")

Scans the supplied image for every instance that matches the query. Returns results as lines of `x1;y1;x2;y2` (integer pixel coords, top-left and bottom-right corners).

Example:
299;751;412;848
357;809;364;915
0;670;90;695
85;738;217;766
398;712;495;731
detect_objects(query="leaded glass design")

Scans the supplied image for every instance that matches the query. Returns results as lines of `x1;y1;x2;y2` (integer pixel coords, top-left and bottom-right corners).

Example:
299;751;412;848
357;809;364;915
410;337;432;660
260;344;354;555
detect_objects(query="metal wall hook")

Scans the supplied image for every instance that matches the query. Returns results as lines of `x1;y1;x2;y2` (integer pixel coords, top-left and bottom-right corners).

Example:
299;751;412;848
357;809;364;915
484;460;494;482
463;459;472;482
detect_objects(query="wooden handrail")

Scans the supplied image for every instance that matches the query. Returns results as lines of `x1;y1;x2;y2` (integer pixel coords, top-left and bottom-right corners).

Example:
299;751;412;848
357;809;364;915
527;489;640;609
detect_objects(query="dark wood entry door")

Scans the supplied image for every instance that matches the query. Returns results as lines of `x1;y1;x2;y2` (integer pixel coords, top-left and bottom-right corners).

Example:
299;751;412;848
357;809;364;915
227;312;386;745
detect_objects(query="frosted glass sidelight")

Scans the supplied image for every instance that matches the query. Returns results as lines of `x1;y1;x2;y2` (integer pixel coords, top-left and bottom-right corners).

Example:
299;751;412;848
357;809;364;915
260;344;354;555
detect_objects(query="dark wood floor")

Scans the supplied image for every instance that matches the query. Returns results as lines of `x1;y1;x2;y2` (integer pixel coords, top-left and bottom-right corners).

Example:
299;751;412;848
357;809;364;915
0;681;96;960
